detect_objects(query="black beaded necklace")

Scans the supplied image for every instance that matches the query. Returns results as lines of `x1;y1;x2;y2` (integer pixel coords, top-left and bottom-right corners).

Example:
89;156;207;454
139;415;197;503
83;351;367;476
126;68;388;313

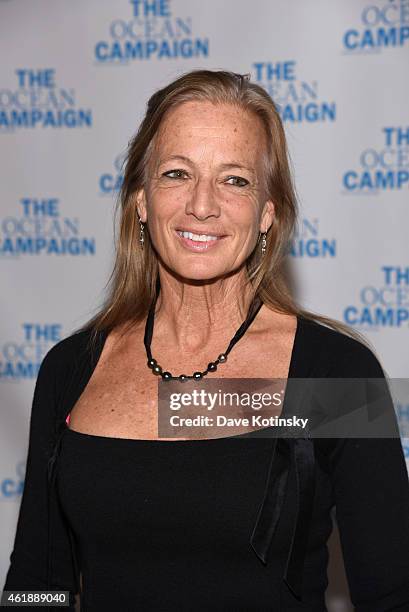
144;277;264;382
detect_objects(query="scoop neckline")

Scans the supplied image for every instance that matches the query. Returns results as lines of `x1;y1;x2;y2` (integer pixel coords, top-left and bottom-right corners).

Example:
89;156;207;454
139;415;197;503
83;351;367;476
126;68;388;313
63;314;304;444
64;424;279;444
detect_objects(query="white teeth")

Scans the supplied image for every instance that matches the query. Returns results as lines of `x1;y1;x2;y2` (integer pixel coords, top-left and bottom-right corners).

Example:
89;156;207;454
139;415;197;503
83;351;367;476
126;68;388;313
178;231;219;242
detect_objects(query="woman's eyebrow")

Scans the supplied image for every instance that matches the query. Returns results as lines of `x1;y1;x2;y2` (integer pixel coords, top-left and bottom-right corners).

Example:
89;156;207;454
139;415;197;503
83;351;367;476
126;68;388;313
158;155;256;176
218;162;256;177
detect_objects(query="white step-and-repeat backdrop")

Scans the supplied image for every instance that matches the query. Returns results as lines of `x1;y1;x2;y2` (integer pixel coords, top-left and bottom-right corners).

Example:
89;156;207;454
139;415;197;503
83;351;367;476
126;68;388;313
1;1;408;610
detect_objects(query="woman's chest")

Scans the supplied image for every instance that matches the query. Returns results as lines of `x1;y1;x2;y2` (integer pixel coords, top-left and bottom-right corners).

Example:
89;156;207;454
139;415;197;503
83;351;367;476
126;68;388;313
57;432;275;549
68;324;295;439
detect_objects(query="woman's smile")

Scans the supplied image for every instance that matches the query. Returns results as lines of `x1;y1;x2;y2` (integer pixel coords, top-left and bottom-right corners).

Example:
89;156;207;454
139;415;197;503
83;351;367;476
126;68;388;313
175;228;228;252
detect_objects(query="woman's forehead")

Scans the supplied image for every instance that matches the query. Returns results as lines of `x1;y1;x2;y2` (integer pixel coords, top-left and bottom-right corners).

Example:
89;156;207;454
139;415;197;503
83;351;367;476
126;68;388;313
159;100;261;131
152;101;267;162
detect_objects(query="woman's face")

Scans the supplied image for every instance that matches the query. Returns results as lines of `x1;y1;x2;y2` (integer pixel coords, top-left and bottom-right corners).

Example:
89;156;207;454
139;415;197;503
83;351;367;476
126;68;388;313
137;100;274;281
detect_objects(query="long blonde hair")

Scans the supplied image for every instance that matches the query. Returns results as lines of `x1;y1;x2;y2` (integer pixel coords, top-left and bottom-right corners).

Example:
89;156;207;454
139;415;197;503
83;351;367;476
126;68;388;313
77;69;373;356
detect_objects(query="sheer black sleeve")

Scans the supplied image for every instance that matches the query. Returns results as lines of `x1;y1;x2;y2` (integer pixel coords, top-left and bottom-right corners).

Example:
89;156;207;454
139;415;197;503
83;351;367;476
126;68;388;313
2;342;79;610
326;340;409;611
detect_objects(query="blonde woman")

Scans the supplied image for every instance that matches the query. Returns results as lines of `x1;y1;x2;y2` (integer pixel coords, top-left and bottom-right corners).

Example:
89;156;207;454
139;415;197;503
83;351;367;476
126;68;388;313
4;70;409;611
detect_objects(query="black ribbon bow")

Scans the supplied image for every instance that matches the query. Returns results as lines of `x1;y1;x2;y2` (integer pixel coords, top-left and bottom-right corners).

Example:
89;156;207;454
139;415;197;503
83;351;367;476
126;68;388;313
250;437;316;601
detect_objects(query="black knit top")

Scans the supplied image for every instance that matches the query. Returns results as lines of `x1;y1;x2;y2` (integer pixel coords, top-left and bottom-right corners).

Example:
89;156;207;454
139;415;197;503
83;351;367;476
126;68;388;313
3;316;409;611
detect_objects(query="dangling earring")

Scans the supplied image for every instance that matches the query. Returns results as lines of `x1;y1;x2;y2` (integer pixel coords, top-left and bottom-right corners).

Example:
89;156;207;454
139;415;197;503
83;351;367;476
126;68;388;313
261;232;267;256
138;215;145;249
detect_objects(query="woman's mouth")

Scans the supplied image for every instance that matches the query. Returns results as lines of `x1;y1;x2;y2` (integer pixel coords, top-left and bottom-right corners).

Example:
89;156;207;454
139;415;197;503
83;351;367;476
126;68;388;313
175;229;226;251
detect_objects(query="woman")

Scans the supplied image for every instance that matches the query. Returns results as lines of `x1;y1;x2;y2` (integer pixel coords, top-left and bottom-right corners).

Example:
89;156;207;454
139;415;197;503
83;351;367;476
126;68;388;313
3;70;409;611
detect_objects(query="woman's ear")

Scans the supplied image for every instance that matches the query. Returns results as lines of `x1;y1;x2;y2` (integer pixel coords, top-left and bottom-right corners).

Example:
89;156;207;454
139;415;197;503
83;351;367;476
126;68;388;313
134;188;147;223
260;199;275;233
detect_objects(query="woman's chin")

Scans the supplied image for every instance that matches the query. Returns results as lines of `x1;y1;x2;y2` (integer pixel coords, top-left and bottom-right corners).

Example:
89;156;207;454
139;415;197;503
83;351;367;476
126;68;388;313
168;264;234;283
158;254;244;283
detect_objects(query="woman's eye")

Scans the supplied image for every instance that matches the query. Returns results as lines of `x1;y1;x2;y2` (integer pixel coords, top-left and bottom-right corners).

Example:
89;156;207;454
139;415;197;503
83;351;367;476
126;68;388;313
162;169;188;179
161;171;248;186
225;176;249;187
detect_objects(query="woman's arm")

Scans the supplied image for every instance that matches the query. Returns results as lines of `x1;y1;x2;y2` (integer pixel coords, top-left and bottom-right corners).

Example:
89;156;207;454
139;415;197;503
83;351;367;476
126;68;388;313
2;342;79;611
327;340;409;611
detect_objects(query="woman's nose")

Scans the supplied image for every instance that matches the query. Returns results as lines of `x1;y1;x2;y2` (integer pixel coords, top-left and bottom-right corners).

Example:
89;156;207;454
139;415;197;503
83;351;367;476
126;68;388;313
184;177;221;220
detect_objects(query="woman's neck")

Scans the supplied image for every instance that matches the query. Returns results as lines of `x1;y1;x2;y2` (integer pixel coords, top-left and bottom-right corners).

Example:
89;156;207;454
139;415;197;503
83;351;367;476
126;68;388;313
153;267;257;353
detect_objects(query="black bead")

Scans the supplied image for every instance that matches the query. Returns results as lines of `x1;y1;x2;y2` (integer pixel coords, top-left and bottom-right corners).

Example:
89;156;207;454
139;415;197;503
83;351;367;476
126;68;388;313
218;353;227;363
178;375;188;382
147;358;157;369
153;364;162;375
193;372;203;380
162;371;173;380
207;362;217;372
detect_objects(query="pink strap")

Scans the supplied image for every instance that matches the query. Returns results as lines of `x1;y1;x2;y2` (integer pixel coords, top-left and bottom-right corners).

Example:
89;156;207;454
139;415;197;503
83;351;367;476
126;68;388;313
66;413;71;425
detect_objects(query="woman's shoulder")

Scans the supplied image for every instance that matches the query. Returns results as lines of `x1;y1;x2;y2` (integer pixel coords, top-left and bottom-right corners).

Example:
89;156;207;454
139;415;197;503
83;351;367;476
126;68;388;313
39;327;98;380
297;315;385;378
29;329;100;428
45;327;94;359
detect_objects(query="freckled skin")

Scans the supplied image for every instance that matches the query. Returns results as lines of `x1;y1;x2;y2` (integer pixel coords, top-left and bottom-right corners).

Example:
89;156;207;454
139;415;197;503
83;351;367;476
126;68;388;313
136;100;275;282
